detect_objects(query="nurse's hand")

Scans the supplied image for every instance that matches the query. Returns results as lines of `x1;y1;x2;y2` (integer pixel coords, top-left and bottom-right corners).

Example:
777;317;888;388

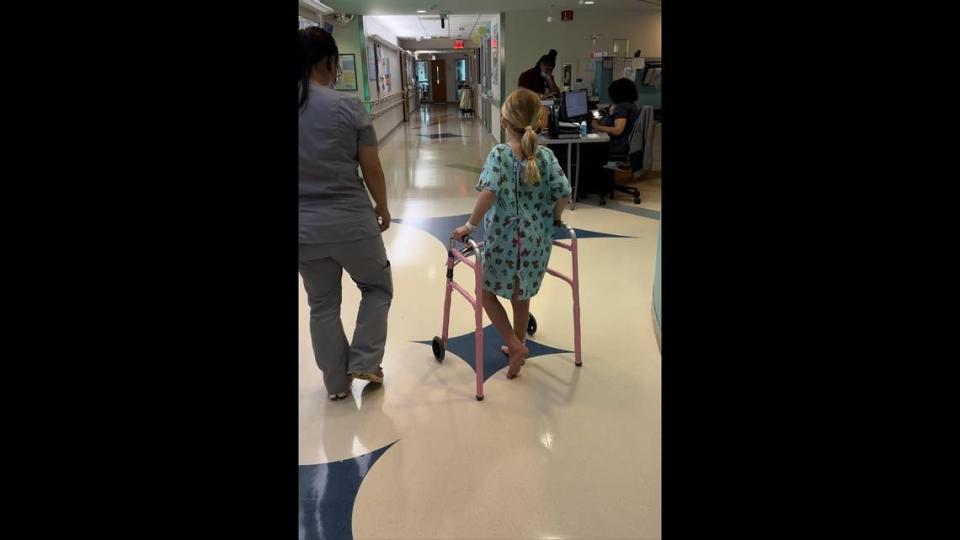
375;205;391;232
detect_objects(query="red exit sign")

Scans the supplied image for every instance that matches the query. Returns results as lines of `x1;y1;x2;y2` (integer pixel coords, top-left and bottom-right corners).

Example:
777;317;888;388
561;10;573;21
454;39;464;49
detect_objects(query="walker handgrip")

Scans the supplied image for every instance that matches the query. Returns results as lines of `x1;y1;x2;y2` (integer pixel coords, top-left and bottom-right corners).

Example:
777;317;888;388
449;236;481;260
450;234;476;247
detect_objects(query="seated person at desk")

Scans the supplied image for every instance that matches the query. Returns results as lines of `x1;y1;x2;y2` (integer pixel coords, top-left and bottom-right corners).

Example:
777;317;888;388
591;78;639;156
574;79;640;201
518;49;560;97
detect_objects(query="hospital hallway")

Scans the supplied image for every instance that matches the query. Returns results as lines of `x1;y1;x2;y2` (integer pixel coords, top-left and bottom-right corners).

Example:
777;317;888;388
299;105;662;540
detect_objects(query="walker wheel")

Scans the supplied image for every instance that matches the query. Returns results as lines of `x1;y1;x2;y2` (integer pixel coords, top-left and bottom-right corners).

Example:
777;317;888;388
431;336;445;362
527;314;538;336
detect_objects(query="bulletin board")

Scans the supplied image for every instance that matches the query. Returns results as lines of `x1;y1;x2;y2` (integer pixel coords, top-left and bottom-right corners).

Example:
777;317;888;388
375;42;392;95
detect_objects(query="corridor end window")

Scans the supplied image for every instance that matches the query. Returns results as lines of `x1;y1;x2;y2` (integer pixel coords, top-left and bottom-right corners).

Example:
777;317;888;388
416;61;428;83
456;59;467;83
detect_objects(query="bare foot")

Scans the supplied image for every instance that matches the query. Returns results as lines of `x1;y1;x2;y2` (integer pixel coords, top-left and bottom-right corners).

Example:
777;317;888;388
501;342;527;365
506;342;529;379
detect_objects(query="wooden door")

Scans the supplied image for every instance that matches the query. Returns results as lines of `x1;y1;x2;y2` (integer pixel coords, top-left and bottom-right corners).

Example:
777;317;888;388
430;60;447;103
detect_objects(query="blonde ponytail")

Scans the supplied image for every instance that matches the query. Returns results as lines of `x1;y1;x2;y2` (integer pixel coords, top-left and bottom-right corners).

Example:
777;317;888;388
521;125;541;183
501;88;545;184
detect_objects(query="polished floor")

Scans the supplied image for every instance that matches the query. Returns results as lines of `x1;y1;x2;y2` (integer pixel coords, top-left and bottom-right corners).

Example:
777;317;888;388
299;106;661;540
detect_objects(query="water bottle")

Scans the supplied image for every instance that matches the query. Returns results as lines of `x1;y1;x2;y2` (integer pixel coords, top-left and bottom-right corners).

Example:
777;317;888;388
580;120;587;137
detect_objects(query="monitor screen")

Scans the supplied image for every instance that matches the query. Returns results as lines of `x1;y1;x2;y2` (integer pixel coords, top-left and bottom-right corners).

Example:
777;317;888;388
564;90;588;119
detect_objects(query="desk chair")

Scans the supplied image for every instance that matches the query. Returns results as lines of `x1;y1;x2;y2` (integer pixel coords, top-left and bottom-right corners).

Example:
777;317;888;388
602;106;655;204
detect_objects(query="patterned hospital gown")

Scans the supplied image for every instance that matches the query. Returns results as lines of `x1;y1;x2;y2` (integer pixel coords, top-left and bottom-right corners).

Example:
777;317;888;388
476;144;572;300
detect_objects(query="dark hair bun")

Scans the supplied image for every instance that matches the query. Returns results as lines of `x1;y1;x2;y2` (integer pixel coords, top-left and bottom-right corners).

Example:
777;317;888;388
548;49;558;58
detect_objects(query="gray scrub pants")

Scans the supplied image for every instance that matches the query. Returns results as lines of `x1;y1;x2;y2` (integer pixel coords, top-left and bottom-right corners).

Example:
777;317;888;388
299;236;393;394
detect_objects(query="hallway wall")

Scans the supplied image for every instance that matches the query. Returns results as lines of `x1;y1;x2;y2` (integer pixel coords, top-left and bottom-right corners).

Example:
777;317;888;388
503;8;661;98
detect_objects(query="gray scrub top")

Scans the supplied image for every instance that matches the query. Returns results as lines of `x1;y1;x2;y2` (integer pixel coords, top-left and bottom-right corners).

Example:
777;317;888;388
299;83;379;245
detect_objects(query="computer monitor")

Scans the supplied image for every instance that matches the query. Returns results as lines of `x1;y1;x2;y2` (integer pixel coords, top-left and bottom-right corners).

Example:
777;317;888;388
562;89;588;120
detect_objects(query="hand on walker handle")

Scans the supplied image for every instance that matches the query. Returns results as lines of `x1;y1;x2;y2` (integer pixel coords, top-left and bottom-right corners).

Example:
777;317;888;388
452;225;472;242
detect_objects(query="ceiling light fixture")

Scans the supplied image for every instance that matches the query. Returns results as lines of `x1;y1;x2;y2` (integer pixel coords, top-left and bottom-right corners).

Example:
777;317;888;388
585;1;595;4
417;9;427;13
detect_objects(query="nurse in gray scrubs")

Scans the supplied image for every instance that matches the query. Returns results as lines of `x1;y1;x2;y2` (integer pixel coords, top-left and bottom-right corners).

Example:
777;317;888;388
298;27;393;400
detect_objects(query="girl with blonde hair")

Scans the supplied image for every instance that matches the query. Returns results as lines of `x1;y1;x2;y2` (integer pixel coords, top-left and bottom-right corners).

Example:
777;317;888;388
453;88;572;379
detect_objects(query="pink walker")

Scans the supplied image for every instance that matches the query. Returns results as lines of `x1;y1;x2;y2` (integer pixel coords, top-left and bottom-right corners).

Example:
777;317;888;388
430;223;583;401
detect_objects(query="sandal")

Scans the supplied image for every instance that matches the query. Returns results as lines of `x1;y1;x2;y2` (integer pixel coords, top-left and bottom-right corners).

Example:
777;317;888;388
350;369;384;384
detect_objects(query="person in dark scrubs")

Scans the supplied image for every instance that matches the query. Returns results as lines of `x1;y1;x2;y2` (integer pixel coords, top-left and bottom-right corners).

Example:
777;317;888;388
580;78;641;201
592;78;640;156
517;49;560;97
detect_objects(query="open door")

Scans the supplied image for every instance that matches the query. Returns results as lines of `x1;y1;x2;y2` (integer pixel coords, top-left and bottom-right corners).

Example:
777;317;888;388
430;60;447;103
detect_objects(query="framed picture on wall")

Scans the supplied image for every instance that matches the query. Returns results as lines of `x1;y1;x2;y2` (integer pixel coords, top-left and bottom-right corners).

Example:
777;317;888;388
335;54;358;92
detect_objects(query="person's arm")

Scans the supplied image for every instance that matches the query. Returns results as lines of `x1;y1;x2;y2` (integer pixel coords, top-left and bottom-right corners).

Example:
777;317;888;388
547;148;572;222
453;190;496;241
554;196;570;224
546;74;561;95
591;117;627;136
358;144;390;232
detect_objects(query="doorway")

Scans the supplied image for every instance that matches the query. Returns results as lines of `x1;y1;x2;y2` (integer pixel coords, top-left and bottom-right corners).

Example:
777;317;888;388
416;60;430;103
430;60;447;103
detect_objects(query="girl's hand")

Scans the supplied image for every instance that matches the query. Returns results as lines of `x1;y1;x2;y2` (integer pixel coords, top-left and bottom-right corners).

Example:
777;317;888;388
453;225;471;241
591;119;602;130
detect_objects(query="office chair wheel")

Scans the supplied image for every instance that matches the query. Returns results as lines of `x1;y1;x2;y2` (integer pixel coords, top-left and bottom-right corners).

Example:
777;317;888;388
431;336;445;362
633;196;641;204
599;197;606;206
527;314;537;336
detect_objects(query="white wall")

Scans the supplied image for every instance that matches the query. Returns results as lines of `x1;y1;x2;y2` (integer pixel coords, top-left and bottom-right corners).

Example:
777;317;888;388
503;9;661;98
490;13;503;142
321;15;365;102
360;17;410;141
373;104;404;143
362;16;400;48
